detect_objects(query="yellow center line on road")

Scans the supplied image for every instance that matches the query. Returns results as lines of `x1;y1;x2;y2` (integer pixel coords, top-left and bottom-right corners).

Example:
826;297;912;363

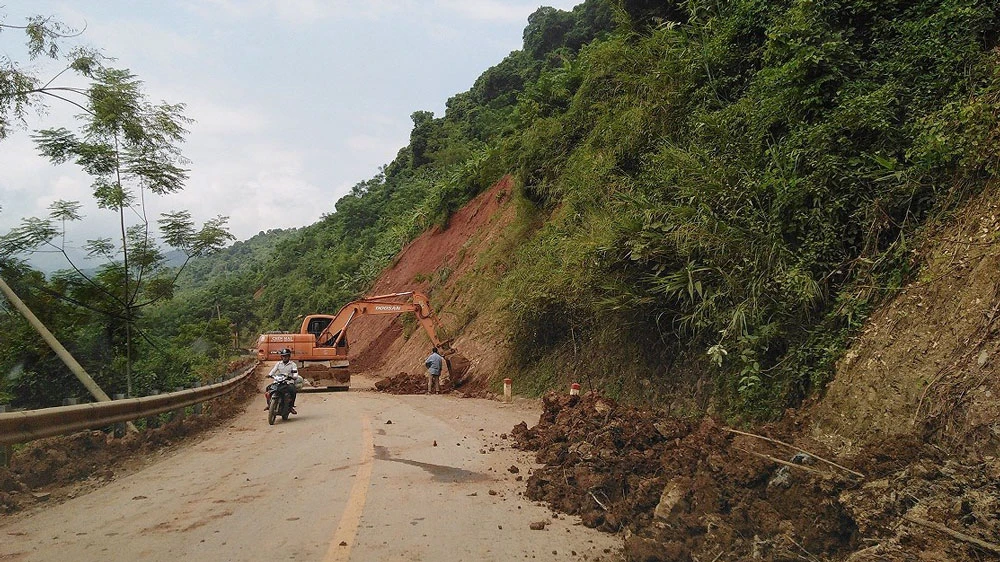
325;415;374;562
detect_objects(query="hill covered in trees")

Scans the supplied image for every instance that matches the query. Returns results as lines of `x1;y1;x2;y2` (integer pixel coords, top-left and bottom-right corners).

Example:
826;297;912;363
5;0;1000;425
173;0;1000;417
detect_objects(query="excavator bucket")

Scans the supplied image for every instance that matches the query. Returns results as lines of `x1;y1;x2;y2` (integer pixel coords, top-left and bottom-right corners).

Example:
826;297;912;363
444;350;472;388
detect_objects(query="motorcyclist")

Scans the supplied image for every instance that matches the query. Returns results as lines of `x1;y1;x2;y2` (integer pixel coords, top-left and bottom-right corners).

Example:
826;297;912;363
267;348;306;414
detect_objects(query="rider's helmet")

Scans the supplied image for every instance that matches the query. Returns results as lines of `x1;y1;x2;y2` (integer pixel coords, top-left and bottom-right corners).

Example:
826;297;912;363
279;348;291;358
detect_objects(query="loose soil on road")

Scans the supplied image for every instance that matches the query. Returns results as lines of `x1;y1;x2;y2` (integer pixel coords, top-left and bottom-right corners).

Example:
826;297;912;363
1;369;624;562
512;392;1000;561
373;376;1000;561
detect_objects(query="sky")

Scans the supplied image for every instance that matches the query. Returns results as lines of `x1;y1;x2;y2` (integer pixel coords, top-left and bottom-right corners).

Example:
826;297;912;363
0;0;582;270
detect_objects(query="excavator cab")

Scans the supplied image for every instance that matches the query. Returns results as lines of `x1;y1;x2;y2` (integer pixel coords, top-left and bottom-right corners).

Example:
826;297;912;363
306;317;328;338
305;317;347;348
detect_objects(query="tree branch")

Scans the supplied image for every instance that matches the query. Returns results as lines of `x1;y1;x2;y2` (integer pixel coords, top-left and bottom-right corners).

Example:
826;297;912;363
41;241;127;308
0;20;86;38
724;427;865;479
42;66;81;91
733;447;832;477
37;89;93;115
903;514;1000;555
35;285;125;321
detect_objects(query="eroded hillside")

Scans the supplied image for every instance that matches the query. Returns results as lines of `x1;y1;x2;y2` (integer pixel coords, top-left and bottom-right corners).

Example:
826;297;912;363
813;183;1000;457
358;175;1000;561
346;175;520;387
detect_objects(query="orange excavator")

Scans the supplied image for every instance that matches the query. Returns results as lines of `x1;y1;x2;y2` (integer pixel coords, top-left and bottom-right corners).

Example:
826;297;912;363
254;291;467;389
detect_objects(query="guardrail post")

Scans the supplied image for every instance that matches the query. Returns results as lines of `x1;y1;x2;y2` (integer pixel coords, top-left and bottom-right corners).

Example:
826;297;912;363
147;390;161;428
113;394;127;438
172;388;186;421
0;405;8;467
192;382;203;415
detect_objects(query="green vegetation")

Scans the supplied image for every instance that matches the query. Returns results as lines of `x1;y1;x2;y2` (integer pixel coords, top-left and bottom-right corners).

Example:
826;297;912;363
0;15;233;406
493;0;1000;418
4;0;999;421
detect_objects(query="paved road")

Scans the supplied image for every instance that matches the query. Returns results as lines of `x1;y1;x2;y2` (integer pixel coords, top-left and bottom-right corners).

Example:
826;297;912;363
0;371;622;561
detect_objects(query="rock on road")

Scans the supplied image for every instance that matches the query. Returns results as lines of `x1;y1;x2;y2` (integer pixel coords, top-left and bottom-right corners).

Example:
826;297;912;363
0;370;622;561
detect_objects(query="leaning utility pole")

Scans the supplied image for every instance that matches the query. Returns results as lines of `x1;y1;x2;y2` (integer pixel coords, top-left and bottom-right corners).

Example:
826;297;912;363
0;275;111;402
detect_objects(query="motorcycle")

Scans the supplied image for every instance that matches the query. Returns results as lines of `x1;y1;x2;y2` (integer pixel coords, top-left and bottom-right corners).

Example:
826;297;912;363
265;373;296;425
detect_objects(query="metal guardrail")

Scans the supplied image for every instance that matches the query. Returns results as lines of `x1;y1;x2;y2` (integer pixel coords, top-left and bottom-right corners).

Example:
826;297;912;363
0;362;259;446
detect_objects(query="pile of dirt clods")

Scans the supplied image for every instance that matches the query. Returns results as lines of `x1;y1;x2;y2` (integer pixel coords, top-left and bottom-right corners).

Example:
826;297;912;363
373;370;485;396
374;372;431;394
512;392;1000;562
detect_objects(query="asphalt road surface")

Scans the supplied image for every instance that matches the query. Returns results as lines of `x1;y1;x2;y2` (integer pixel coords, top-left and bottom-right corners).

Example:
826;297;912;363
0;371;623;561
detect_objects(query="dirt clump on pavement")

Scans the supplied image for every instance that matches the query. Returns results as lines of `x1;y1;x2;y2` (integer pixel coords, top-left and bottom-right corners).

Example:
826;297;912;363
512;392;1000;562
0;360;259;514
374;372;430;394
372;366;489;397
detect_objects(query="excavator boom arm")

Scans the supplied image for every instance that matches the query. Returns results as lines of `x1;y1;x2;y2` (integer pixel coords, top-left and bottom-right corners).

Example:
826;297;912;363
306;292;448;351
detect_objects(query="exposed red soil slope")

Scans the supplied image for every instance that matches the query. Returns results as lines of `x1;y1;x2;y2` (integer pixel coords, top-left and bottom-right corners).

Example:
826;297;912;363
348;175;516;387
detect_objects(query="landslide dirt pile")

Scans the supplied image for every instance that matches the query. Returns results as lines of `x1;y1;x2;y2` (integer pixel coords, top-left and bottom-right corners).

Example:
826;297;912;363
373;372;429;394
372;360;486;396
512;392;1000;562
0;361;259;514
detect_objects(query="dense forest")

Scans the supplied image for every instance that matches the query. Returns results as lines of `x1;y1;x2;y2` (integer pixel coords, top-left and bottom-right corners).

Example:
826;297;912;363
3;0;999;420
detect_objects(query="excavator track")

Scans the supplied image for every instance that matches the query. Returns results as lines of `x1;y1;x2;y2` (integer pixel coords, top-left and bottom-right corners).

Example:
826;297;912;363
299;362;350;390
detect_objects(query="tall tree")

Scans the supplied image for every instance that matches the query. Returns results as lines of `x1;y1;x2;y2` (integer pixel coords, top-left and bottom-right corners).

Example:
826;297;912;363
0;14;233;396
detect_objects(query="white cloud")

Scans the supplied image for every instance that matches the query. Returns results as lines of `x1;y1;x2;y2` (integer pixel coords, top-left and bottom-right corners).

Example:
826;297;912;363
185;0;414;24
185;98;270;136
34;174;91;208
346;134;397;153
39;5;202;68
364;112;401;127
157;143;330;241
94;20;202;62
185;0;579;26
0;137;47;193
435;0;540;22
0;136;87;231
